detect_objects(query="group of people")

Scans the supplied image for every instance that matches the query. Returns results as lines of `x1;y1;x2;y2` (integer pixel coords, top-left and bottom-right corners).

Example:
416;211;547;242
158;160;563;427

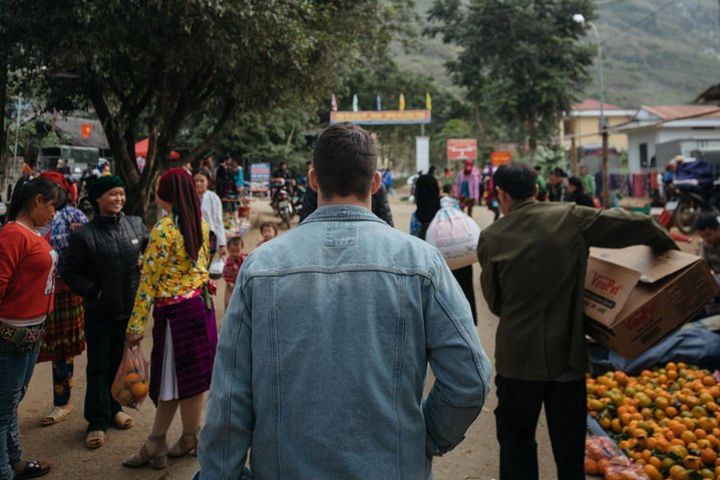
191;123;676;480
0;167;233;478
0;122;681;480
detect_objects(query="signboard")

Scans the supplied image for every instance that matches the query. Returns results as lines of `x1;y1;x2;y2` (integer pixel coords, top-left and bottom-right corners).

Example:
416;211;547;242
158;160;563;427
416;136;430;174
250;162;271;186
330;110;431;126
490;151;512;166
447;139;477;161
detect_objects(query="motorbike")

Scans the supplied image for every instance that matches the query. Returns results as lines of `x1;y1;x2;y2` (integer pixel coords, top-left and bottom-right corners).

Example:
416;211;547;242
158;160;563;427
292;184;306;217
669;179;720;234
270;178;294;229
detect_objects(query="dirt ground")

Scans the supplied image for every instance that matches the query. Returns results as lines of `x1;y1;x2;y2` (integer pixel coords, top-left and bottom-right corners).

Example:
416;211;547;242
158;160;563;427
17;194;580;479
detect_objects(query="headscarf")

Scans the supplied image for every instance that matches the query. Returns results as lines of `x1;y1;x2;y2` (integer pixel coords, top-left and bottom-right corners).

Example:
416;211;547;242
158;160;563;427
157;168;203;262
87;175;124;203
39;171;73;205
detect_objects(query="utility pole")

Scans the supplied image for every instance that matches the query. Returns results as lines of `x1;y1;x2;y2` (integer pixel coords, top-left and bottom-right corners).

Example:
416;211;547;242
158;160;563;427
12;96;20;162
570;118;578;176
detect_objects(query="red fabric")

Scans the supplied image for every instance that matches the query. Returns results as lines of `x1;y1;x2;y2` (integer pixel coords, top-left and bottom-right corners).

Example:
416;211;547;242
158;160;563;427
158;168;203;261
39;171;76;203
135;138;181;160
222;254;248;284
0;223;56;319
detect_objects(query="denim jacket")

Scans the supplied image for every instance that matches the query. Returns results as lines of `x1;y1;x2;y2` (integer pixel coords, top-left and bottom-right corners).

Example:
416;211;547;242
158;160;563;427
194;205;492;480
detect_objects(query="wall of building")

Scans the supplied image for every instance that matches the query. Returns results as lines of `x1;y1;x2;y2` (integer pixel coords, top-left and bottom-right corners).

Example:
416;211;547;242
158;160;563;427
627;129;658;172
561;115;632;151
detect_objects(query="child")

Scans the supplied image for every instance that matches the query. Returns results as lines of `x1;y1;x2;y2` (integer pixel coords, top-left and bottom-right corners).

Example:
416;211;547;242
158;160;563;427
222;236;248;310
258;222;278;247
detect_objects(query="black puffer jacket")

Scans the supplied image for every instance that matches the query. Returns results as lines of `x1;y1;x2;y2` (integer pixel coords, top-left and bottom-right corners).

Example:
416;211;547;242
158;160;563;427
62;214;149;318
299;184;394;226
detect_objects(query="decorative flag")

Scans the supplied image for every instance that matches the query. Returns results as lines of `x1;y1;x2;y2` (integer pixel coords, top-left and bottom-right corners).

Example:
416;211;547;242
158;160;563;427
352;94;359;112
376;94;382;111
331;94;338;112
426;91;432;111
399;93;406;112
80;123;93;139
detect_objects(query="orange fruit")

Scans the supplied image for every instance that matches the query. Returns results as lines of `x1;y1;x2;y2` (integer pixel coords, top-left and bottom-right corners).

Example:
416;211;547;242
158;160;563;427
669;464;689;480
584;457;598;475
683;455;703;470
130;381;148;399
597;457;609;474
703;375;717;386
644;464;662;480
124;372;141;388
681;430;697;444
701;448;717;465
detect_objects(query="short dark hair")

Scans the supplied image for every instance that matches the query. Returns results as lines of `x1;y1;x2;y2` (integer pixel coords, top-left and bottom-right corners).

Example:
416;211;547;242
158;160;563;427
493;163;537;200
260;222;278;235
313;123;377;199
568;176;584;192
227;236;244;249
696;214;720;231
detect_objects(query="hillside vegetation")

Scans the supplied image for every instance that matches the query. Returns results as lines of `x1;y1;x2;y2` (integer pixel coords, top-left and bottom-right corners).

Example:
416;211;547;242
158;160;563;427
395;0;720;107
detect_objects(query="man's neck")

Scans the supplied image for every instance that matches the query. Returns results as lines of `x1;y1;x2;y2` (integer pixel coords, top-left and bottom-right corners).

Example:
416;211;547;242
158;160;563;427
317;193;371;210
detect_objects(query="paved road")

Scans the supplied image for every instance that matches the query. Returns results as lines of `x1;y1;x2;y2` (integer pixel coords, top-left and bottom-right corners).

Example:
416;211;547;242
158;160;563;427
18;197;559;479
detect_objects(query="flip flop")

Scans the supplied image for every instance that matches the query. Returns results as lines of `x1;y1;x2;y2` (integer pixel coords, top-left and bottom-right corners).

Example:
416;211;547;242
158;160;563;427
15;459;51;479
86;430;105;449
114;412;134;430
41;406;71;427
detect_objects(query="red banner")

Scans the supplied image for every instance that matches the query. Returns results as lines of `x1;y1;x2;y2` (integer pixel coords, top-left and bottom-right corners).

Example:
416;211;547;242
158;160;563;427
447;139;477;161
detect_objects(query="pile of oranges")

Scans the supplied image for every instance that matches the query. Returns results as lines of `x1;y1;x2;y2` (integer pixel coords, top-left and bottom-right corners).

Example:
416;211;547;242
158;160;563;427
587;362;720;480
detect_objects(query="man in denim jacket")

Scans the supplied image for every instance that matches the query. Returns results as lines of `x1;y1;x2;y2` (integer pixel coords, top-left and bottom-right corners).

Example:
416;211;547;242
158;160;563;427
193;123;491;479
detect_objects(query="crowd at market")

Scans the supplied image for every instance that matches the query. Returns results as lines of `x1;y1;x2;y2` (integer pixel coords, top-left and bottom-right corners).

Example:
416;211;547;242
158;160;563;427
2;122;720;480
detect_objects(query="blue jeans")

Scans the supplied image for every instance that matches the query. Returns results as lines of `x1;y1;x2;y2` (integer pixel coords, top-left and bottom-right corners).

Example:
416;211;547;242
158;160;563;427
0;349;39;480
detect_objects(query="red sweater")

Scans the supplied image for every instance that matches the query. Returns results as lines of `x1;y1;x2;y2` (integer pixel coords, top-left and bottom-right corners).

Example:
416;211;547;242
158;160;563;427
0;222;57;320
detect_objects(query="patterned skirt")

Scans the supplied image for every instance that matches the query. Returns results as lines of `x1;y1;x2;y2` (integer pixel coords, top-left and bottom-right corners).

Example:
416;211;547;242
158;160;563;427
38;284;86;363
149;295;218;405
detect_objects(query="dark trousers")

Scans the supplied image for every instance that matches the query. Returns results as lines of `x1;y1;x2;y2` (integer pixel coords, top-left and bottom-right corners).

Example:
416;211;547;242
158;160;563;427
452;265;477;325
84;312;128;432
495;375;586;480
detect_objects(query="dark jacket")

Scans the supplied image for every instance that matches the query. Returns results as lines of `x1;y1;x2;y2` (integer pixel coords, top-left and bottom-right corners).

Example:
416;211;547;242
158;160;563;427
299;184;394;227
566;192;595;208
414;173;441;224
62;214;149;318
477;199;677;381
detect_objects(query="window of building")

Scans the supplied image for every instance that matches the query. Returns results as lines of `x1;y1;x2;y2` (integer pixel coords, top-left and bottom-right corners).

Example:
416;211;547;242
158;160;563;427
639;143;649;168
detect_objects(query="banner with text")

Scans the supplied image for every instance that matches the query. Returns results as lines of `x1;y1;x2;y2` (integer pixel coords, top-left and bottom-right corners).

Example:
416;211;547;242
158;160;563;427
330;110;431;125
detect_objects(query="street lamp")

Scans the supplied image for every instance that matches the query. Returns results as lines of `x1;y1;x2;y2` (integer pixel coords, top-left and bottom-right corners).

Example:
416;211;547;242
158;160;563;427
574;13;610;208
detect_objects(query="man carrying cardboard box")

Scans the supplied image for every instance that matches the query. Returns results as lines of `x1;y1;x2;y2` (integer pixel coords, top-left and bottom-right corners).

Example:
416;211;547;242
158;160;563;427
477;163;677;480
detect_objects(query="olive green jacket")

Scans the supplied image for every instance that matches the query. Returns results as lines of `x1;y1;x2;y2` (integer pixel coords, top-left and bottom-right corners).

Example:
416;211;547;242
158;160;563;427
477;199;677;381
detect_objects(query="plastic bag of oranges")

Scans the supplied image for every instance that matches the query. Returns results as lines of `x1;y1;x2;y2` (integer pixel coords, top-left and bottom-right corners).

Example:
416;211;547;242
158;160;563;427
111;345;150;409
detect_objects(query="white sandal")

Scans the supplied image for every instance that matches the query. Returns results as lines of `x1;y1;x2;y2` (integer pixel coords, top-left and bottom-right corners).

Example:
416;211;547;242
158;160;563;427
41;406;71;427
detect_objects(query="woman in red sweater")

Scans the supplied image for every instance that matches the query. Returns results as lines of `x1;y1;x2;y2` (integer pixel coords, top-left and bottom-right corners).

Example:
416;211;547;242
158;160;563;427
0;176;63;480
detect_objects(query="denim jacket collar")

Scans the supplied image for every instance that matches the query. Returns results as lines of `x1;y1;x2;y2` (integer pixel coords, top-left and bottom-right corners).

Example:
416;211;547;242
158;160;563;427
302;204;386;225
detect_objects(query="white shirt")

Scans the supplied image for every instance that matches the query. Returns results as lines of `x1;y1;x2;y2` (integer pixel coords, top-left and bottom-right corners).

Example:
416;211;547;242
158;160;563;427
200;190;226;248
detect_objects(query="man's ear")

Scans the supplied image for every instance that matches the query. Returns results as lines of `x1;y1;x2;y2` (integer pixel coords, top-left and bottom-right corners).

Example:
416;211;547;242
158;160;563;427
370;171;382;195
308;168;319;193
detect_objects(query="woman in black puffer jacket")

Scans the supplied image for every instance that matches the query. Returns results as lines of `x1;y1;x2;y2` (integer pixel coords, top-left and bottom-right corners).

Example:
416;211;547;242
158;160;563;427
62;176;149;450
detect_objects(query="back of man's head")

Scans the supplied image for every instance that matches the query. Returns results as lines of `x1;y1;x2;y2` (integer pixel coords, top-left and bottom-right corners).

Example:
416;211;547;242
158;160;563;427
313;123;377;200
493;163;537;201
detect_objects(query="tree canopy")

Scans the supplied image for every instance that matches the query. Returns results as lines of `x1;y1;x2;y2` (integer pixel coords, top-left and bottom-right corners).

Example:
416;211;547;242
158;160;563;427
6;0;414;215
427;0;596;151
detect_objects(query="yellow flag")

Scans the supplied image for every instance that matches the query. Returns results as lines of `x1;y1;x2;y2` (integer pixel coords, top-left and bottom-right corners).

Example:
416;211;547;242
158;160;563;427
399;93;406;112
426;91;432;111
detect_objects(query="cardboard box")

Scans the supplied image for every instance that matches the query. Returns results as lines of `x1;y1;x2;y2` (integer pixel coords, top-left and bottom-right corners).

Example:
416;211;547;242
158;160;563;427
584;246;718;359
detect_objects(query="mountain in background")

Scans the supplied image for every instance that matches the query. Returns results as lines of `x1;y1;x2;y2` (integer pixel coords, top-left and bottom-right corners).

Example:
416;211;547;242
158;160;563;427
395;0;720;108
